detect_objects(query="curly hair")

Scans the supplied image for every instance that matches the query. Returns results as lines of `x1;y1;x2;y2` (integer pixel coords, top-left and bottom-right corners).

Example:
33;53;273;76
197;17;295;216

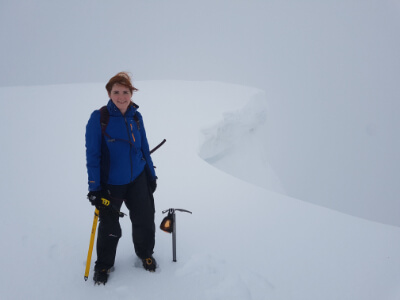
105;72;138;95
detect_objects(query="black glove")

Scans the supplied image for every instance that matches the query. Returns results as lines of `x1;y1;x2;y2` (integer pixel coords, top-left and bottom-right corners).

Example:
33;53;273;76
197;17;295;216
87;191;111;210
149;180;157;194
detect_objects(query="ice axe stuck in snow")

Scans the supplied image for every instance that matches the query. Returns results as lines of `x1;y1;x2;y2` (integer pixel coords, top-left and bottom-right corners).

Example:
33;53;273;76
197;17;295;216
84;139;166;281
160;208;192;262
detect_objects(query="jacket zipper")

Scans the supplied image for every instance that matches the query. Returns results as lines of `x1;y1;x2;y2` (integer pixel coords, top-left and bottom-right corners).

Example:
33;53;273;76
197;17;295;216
129;123;136;142
124;117;134;180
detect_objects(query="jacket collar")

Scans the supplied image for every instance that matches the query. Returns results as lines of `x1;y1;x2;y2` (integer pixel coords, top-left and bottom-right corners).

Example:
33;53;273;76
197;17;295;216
107;100;139;117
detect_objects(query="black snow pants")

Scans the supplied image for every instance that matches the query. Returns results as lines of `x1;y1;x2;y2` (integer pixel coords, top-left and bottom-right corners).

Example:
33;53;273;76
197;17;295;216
94;170;155;271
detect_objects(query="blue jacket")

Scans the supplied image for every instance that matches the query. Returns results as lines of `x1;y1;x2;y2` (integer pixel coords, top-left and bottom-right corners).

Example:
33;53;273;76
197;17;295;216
86;100;157;191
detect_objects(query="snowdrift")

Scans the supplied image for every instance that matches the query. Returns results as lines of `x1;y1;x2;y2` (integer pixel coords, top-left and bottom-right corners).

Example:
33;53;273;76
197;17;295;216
0;81;399;300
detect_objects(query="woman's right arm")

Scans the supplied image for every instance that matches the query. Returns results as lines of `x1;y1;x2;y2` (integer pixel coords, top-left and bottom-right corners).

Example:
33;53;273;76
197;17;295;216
85;110;102;191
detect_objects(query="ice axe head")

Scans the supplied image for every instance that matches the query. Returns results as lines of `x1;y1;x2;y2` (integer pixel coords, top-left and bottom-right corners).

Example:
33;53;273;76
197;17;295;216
160;212;174;233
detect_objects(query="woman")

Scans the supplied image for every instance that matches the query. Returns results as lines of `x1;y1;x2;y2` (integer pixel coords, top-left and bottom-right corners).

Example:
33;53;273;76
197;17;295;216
85;72;158;285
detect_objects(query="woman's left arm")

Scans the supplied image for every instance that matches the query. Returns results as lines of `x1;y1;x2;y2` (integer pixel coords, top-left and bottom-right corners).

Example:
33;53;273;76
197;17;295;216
137;113;157;181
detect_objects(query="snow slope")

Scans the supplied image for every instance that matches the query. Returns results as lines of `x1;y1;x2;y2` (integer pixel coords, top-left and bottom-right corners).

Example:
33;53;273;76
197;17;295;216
0;81;399;300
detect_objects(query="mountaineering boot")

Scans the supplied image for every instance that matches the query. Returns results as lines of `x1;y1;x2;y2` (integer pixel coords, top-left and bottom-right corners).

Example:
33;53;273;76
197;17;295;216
142;256;157;272
93;269;109;285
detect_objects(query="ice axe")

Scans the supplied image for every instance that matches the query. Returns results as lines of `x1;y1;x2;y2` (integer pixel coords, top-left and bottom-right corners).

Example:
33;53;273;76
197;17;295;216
84;208;99;281
150;139;166;155
84;201;126;281
160;208;192;262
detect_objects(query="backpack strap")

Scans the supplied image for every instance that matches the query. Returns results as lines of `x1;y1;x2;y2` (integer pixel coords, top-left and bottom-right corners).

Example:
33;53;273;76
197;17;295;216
99;106;111;138
131;102;140;130
133;114;140;130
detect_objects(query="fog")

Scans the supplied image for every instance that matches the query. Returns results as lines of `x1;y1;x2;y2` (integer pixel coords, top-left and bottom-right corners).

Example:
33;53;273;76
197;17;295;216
1;0;399;226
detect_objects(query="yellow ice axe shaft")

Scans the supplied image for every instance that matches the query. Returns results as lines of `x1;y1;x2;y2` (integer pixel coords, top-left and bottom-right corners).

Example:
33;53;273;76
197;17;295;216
84;208;99;281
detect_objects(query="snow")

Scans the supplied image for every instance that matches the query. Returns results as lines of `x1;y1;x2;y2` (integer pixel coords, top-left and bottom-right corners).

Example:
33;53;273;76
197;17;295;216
0;80;399;299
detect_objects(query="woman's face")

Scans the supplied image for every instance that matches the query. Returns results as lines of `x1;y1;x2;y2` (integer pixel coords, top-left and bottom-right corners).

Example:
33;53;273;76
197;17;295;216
108;83;132;114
